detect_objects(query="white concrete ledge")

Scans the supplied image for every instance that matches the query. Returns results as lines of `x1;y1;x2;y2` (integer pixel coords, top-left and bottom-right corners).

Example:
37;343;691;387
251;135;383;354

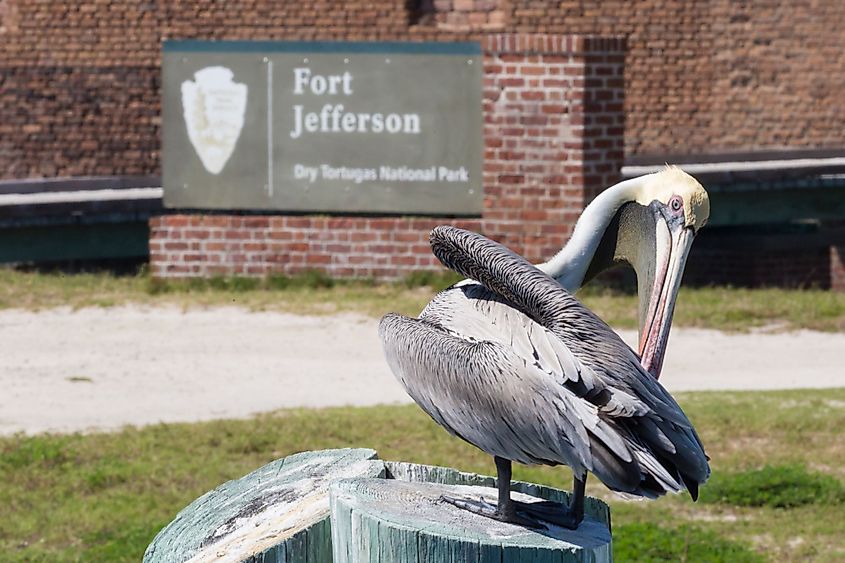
0;187;163;207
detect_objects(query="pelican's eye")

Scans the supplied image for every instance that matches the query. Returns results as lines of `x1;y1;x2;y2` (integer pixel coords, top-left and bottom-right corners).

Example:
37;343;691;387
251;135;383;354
669;195;683;214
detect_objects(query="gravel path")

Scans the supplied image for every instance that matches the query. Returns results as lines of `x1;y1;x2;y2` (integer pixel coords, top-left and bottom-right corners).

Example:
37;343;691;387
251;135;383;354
2;306;843;435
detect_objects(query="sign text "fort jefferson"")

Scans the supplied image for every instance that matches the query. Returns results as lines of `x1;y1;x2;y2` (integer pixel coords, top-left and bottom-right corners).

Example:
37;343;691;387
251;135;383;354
289;68;422;139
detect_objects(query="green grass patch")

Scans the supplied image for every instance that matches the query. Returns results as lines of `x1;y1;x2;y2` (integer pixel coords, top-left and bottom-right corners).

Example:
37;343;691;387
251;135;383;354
0;434;75;470
147;270;344;295
1;389;845;561
701;465;845;508
2;267;845;331
399;269;463;289
613;522;764;562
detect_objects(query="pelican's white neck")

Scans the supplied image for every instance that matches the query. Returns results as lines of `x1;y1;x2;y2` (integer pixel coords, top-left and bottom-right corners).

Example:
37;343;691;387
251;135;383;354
537;175;649;291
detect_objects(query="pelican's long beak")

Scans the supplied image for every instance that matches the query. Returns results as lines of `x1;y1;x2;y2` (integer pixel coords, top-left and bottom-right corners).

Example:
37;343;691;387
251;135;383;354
638;218;695;379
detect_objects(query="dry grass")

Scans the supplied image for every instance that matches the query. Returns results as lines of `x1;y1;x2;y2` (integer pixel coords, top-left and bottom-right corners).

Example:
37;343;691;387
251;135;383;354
2;268;845;332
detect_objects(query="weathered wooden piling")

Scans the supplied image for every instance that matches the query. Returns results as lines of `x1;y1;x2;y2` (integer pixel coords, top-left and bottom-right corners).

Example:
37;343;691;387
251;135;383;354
145;448;612;562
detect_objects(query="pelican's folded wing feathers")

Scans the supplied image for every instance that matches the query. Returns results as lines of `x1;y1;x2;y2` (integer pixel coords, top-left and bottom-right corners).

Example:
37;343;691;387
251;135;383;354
414;226;711;496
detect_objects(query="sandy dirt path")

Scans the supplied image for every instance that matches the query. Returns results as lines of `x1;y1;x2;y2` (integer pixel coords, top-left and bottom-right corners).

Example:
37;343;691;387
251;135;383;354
1;306;843;435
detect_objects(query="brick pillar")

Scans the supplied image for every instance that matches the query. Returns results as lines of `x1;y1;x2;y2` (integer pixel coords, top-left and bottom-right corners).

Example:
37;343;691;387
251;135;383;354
481;34;625;263
580;37;626;202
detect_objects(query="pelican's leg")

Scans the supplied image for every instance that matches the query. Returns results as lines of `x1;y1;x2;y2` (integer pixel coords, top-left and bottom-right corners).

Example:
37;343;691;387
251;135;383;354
442;459;586;529
569;473;586;525
494;456;513;515
493;456;523;522
441;456;540;528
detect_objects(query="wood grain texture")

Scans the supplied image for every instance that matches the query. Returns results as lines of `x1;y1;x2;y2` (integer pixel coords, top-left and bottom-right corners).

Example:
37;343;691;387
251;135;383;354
330;478;612;563
385;460;611;529
143;448;385;563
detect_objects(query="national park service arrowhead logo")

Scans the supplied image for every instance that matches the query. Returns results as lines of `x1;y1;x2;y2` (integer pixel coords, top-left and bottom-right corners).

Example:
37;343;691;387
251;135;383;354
181;66;247;175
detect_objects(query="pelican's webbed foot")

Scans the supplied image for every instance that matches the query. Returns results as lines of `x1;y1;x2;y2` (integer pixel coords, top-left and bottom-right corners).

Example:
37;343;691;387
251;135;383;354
441;457;586;530
440;494;544;529
440;495;583;529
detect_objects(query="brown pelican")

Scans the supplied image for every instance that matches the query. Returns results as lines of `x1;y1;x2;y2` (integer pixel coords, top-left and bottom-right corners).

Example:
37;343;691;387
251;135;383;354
379;167;711;529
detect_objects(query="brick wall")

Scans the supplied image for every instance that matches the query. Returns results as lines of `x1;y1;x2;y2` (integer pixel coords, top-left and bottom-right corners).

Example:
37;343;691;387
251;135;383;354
148;34;625;279
443;0;845;157
0;67;159;178
415;0;508;30
0;0;161;178
2;0;845;179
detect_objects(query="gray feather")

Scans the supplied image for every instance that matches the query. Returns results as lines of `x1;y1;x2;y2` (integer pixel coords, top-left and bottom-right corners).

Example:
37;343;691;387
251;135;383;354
379;226;710;500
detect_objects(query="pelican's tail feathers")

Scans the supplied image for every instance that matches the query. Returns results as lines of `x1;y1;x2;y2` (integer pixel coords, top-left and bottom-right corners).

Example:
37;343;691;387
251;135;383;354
631;444;684;496
586;430;642;494
684;476;700;502
588;420;709;501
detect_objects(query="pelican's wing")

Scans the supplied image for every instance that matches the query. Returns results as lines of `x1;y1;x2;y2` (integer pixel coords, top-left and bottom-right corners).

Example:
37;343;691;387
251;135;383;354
424;226;711;495
422;283;650;418
414;284;689;494
379;311;644;493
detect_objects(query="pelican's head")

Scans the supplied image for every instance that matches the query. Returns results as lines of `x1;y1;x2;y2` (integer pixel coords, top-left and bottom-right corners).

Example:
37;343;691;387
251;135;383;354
636;166;710;233
539;166;709;378
627;167;709;378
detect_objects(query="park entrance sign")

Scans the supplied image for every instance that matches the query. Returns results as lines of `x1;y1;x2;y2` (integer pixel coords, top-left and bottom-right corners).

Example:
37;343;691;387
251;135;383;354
162;41;483;215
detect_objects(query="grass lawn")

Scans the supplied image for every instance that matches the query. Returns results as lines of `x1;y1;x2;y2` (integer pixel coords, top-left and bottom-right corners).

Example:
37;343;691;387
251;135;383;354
1;389;844;561
1;267;845;332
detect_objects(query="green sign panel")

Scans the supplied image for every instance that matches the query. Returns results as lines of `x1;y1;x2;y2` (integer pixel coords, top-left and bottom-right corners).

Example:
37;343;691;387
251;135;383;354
162;41;483;215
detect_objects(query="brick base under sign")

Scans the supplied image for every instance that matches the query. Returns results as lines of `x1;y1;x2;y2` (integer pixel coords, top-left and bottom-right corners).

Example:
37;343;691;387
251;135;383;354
150;215;482;278
150;34;626;279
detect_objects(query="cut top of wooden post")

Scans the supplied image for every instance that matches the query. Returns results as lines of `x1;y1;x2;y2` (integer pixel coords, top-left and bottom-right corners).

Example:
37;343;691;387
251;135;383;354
330;478;612;563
